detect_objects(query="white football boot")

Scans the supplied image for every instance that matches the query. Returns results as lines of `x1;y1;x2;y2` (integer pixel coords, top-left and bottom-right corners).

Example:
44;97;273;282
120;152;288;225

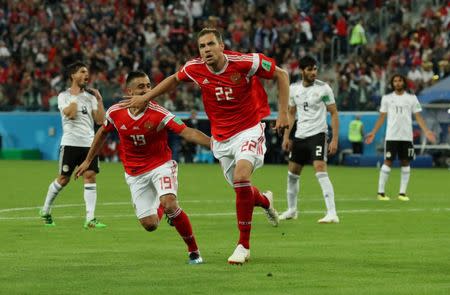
318;213;340;224
227;244;250;265
262;191;279;227
279;209;298;220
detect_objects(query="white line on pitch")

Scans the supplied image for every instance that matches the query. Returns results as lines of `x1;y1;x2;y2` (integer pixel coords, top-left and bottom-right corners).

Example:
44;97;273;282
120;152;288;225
0;207;449;220
1;196;440;213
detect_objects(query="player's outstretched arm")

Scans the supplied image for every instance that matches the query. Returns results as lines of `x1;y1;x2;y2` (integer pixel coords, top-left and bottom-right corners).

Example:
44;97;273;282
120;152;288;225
179;127;211;148
74;126;108;179
414;112;437;143
365;112;386;144
119;73;181;109
272;66;290;135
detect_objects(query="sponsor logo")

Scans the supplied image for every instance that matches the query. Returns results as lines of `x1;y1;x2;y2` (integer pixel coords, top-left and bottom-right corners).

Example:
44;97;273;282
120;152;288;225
230;72;242;83
132;126;140;130
261;59;272;71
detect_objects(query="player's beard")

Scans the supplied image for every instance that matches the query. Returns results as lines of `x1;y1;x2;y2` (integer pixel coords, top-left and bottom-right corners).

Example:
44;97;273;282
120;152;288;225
78;80;88;90
304;74;315;85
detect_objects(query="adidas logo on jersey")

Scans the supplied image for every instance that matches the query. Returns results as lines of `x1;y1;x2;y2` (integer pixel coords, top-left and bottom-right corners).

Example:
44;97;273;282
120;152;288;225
120;124;127;130
202;78;210;84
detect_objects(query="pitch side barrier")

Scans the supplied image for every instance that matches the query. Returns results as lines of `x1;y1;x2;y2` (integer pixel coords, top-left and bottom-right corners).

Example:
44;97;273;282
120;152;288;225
0;111;438;167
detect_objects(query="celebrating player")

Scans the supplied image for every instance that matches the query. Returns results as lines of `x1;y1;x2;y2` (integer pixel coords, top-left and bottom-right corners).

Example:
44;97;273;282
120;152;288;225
365;74;436;201
120;28;289;265
75;71;210;264
39;61;107;229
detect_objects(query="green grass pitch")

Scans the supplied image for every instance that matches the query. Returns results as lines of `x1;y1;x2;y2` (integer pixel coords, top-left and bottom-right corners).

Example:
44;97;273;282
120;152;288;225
0;160;449;294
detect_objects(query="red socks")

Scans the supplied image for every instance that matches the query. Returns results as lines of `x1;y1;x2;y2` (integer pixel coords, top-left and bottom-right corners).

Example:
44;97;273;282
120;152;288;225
157;203;164;220
169;208;198;253
233;181;254;249
252;186;269;209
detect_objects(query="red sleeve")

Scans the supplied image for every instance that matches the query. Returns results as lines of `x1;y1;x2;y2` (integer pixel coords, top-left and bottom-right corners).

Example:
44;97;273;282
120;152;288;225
177;66;193;82
255;53;276;79
165;116;187;134
103;118;115;133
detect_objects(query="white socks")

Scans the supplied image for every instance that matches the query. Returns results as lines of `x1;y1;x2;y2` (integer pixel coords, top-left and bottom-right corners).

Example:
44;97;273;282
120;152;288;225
42;180;63;214
84;183;97;222
378;164;391;194
400;166;411;195
315;172;336;216
286;172;299;211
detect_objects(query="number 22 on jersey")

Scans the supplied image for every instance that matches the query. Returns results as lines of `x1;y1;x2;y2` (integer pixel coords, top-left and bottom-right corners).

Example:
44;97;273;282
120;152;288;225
215;87;235;101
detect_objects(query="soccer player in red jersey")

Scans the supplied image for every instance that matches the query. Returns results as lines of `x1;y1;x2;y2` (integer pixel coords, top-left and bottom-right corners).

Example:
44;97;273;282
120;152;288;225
120;28;289;265
75;71;210;264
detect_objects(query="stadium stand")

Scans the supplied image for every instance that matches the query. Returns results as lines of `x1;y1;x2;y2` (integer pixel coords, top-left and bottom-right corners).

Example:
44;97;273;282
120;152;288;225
0;0;448;112
0;0;449;165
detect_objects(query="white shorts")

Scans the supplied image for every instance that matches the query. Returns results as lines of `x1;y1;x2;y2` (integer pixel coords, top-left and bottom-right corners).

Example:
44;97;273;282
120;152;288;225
211;122;266;186
124;160;178;219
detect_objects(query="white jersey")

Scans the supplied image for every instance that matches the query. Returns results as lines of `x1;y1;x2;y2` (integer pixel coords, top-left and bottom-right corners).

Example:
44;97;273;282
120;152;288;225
379;91;422;141
289;79;335;139
58;89;98;147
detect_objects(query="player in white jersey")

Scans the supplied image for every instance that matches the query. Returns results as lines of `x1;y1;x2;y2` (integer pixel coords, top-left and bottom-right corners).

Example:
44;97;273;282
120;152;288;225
365;74;436;201
281;56;340;223
39;61;107;228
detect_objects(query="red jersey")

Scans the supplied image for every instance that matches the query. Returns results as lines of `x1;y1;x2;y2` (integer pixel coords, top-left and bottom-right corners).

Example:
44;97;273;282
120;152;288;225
104;102;186;176
177;50;275;141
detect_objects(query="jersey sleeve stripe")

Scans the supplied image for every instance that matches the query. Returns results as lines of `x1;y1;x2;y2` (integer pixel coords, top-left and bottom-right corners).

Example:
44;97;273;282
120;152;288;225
106;105;124;124
157;114;176;131
247;53;260;78
181;64;200;86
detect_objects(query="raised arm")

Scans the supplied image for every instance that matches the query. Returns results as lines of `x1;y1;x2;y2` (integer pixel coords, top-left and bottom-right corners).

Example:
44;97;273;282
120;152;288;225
179;127;211;148
365;112;387;144
119;73;181;109
272;66;290;135
74;126;109;179
88;88;106;125
327;104;339;155
414;112;436;143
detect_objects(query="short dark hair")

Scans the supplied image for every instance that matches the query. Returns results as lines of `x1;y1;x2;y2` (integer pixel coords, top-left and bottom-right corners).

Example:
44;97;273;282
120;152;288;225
390;73;408;90
299;56;317;70
126;71;148;87
197;27;223;43
67;61;87;81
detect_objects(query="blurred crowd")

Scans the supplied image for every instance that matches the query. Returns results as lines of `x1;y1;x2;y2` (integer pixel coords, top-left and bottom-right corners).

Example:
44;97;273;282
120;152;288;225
0;0;449;112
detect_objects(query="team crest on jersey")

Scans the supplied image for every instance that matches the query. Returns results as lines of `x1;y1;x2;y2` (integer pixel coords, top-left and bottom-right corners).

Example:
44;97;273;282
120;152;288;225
230;72;242;83
144;121;153;129
81;105;88;114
